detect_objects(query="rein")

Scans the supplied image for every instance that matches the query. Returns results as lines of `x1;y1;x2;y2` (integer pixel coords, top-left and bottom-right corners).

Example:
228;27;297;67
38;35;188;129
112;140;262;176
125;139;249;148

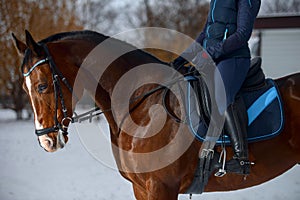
25;43;194;136
72;74;188;125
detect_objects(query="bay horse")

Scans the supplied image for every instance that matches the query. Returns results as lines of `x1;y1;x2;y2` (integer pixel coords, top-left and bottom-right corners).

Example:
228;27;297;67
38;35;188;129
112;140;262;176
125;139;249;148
12;30;300;199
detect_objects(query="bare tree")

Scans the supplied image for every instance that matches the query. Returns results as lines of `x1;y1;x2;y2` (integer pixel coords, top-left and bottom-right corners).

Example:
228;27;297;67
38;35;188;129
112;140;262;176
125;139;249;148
136;0;209;38
263;0;300;14
78;0;121;35
124;0;209;61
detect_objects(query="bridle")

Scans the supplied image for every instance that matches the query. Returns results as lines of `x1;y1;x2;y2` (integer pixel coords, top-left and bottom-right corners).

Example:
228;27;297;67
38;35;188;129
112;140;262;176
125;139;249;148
23;43;75;136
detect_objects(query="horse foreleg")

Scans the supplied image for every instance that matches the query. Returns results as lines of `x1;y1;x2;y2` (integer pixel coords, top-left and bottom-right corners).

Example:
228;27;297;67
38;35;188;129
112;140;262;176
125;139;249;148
133;178;179;200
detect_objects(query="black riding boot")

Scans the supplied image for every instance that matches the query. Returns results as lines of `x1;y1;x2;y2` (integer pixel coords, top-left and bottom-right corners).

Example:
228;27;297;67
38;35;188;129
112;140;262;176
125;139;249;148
224;95;251;175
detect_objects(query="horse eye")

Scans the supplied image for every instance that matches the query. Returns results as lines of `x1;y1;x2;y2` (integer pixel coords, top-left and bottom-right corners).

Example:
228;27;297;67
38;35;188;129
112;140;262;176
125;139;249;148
37;83;48;93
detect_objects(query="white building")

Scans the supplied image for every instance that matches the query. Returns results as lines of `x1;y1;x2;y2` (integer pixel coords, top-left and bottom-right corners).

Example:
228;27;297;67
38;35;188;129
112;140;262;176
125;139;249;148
252;15;300;78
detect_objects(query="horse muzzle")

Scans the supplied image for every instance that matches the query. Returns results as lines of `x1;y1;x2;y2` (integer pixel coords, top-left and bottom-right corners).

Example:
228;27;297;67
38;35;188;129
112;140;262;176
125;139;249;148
38;131;68;152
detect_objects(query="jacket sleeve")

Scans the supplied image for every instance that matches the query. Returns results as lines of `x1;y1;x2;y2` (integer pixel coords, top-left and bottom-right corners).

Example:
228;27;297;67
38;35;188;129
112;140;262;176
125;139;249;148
206;0;261;60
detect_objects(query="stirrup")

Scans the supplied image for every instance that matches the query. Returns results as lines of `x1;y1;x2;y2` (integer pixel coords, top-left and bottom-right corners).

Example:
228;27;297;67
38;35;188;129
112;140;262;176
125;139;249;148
215;168;227;177
214;148;227;177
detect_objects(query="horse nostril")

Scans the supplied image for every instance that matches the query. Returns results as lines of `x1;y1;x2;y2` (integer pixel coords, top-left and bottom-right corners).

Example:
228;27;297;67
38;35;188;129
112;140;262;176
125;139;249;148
38;136;56;152
45;138;53;148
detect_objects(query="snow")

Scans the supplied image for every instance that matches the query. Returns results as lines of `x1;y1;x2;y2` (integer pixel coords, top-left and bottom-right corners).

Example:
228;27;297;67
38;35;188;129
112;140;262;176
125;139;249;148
0;109;300;200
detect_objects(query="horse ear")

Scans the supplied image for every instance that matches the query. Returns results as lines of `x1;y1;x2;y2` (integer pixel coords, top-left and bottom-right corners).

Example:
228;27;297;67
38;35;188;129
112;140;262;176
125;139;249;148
25;30;42;56
11;33;27;55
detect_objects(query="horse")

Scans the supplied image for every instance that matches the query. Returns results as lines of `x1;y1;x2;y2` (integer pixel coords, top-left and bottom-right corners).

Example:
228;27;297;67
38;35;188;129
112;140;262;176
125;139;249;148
12;30;300;200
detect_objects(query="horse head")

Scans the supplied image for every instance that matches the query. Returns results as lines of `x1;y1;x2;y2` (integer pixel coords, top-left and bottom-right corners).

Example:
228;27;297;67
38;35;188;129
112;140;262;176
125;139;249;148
12;30;84;152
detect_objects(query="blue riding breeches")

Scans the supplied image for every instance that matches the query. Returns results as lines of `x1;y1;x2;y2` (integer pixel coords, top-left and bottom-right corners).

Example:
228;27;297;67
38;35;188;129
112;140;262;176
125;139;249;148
216;57;250;107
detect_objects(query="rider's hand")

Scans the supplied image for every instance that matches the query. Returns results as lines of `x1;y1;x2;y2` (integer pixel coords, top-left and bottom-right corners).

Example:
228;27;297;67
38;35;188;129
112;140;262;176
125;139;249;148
206;41;225;62
171;56;189;70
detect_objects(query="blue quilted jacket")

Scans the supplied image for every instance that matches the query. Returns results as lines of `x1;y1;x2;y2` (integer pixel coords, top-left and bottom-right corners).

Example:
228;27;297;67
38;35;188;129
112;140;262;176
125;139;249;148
196;0;261;61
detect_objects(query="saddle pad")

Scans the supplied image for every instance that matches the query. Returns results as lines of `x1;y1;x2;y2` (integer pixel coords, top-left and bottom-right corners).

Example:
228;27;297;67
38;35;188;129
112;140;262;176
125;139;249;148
186;78;284;145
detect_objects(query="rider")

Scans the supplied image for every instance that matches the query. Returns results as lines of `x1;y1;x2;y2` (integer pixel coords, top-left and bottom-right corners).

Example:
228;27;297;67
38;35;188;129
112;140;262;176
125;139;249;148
172;0;261;174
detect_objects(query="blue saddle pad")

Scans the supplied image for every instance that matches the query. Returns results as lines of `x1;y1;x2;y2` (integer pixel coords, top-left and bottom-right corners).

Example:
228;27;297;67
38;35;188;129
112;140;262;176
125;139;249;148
186;78;284;144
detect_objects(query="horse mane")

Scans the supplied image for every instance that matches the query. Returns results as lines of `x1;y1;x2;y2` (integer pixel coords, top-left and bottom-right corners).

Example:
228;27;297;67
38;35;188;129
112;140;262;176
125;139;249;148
22;30;166;68
40;30;165;63
38;30;108;44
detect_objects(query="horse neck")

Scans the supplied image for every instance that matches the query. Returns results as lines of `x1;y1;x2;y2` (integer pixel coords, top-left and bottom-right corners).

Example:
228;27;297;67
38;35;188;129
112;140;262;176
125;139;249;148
83;72;120;135
69;42;122;135
67;37;167;138
88;43;165;136
94;37;164;94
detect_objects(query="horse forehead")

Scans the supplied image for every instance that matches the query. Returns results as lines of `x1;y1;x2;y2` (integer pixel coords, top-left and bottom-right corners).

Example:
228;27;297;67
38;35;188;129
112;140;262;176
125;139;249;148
25;59;52;82
23;70;42;89
23;69;46;96
24;75;38;101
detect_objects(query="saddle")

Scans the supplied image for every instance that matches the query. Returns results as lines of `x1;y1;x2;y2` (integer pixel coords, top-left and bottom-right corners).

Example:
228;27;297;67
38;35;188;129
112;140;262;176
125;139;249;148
186;57;284;144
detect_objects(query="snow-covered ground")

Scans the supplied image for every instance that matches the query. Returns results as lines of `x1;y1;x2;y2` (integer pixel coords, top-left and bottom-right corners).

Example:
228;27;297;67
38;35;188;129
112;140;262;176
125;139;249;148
1;109;300;200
